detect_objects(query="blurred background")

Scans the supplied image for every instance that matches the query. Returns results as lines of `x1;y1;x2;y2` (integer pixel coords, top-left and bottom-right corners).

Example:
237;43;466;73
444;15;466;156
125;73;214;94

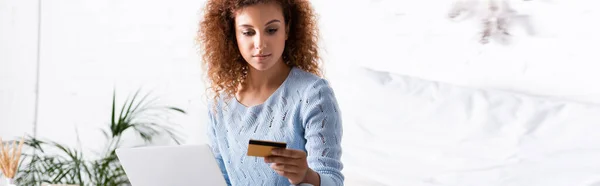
1;0;600;185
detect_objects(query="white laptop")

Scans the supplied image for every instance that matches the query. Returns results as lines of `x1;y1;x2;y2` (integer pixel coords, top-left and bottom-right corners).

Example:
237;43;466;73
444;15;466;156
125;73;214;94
116;144;228;186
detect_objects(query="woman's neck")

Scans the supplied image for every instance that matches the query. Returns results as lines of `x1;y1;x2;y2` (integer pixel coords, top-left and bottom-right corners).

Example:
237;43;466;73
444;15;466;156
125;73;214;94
244;60;291;91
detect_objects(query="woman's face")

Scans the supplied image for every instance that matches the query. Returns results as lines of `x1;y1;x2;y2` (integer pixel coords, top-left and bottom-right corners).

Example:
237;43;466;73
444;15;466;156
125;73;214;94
234;2;288;71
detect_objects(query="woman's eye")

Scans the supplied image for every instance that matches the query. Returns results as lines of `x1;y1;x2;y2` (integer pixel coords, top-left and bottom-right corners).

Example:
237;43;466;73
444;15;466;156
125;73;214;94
267;28;278;34
242;31;255;36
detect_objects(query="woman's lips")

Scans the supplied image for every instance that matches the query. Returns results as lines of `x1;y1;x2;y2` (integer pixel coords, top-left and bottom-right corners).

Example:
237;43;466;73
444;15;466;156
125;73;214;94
253;54;272;60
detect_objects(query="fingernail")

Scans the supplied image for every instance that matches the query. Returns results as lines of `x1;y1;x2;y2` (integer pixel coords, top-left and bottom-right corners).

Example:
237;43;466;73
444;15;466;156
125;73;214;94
271;149;278;155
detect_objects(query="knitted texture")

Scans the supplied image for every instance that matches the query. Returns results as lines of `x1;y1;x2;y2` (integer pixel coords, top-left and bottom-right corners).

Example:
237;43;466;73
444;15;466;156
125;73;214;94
207;67;344;186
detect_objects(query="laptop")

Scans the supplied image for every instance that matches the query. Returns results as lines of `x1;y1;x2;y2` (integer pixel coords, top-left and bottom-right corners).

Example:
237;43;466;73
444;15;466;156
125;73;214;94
116;144;228;186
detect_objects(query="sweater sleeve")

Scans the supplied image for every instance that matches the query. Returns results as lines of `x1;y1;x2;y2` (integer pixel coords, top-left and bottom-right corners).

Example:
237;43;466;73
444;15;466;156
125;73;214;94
207;108;231;185
301;79;344;186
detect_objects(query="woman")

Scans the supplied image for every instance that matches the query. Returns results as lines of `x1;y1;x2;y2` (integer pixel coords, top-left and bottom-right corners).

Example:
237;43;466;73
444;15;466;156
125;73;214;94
197;0;343;185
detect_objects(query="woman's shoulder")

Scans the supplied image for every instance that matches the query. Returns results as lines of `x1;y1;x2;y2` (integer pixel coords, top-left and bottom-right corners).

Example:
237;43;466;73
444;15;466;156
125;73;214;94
289;67;334;95
289;67;316;82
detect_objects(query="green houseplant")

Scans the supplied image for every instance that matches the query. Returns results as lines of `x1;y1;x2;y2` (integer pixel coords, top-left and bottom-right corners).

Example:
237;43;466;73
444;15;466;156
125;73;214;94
14;89;185;186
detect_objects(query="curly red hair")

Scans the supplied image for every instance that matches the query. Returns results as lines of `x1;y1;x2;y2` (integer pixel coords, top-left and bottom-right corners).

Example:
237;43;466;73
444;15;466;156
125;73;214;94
197;0;321;107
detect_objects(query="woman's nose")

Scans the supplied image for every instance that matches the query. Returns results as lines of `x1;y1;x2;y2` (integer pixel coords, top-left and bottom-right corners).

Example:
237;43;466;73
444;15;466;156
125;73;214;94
254;34;266;50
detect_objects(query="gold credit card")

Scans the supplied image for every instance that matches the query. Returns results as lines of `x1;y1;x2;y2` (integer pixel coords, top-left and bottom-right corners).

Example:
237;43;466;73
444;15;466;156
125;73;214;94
247;139;287;157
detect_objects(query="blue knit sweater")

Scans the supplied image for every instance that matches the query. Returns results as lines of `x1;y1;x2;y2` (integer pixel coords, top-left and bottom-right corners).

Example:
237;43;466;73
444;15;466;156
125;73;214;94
207;67;344;186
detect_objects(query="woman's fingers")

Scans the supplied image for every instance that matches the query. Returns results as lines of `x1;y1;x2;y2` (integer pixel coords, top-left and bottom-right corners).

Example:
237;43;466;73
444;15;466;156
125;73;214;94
264;156;297;164
265;148;310;184
270;163;302;173
274;169;300;178
271;148;306;158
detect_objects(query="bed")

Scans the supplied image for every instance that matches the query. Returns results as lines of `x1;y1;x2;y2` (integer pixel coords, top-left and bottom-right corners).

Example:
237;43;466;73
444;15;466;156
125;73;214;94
333;66;600;186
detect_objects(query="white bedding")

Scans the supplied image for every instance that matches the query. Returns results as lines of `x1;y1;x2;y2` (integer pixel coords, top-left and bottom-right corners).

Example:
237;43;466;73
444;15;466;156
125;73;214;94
335;66;600;186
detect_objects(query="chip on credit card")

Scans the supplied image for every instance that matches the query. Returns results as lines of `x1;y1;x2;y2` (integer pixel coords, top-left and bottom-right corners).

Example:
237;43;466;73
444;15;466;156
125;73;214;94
247;139;287;157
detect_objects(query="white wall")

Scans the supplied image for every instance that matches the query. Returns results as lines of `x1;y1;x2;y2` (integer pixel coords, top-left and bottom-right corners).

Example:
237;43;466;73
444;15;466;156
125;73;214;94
0;0;38;141
1;0;211;154
2;0;600;156
34;0;212;154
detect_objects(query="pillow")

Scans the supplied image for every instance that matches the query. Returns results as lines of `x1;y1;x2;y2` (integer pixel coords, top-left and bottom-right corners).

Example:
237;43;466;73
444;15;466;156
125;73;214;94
336;66;600;186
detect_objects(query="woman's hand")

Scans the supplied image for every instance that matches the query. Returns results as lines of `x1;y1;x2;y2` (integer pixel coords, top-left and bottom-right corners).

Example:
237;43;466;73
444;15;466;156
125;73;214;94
264;148;320;185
